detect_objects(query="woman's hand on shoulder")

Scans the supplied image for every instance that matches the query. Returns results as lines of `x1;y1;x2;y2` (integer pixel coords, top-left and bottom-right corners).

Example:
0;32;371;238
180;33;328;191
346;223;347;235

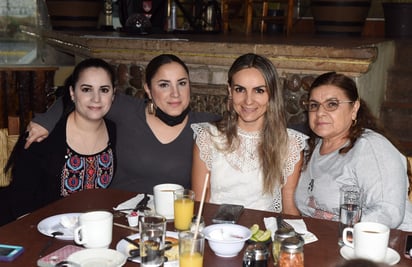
24;122;49;149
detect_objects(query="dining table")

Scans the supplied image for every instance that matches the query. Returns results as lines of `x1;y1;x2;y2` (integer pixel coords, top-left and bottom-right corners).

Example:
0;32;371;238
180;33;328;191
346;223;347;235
0;188;410;267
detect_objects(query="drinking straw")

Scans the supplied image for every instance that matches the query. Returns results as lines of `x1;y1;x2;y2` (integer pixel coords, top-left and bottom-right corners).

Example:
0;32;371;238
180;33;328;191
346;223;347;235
191;173;209;253
113;222;139;232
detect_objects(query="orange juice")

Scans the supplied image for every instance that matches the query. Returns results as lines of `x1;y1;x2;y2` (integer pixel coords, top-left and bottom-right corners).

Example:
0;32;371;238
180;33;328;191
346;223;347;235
179;252;203;267
174;198;194;230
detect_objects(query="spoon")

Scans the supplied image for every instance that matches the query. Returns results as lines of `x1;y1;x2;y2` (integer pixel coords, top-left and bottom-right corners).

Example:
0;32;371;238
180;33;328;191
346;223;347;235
39;231;63;258
54;260;81;267
220;229;244;240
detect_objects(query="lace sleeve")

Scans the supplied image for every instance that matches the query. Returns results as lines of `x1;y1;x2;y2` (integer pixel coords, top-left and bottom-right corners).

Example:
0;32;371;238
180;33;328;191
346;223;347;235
282;129;308;184
191;123;214;170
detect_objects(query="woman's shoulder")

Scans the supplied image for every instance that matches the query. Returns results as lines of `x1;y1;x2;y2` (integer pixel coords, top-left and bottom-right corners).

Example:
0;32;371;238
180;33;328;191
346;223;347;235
113;93;146;109
284;128;307;167
104;118;116;131
42;115;68;144
287;128;308;144
358;129;396;149
191;122;217;135
191;123;226;148
355;129;404;159
104;118;116;144
24;117;67;155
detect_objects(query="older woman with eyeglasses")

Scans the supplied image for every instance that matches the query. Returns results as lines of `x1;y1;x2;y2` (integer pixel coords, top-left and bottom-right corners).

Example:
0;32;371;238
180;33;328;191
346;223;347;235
295;72;412;231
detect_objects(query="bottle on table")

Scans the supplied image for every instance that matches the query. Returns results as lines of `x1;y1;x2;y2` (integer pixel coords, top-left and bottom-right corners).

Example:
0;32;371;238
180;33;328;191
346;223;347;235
279;235;304;267
243;242;269;267
272;227;296;266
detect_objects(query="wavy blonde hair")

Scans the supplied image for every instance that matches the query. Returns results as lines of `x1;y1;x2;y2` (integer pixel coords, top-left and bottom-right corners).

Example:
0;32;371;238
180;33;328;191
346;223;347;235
215;53;288;194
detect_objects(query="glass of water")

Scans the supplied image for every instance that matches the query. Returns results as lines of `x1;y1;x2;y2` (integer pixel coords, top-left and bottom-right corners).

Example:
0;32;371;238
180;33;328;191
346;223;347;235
338;185;363;246
139;215;167;266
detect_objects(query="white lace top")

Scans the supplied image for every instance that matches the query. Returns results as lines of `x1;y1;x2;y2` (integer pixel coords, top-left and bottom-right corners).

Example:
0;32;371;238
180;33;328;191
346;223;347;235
191;123;307;212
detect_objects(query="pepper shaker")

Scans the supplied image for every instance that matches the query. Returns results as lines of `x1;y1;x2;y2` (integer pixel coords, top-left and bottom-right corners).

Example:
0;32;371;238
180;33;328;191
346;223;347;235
243;242;269;267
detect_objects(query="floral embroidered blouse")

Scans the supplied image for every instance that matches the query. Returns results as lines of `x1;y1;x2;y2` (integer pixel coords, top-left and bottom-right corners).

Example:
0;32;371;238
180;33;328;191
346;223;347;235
61;146;114;196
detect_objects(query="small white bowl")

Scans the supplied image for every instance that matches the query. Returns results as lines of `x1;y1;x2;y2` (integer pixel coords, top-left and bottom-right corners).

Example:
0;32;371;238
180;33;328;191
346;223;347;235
203;223;252;257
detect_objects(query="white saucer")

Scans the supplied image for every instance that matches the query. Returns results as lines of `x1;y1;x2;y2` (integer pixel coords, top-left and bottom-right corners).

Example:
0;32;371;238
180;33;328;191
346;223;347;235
67;248;126;267
37;213;81;240
340;246;400;265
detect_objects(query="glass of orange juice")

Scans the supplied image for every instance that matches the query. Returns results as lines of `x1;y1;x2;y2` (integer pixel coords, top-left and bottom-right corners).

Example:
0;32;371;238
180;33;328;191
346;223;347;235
174;189;195;231
179;231;204;267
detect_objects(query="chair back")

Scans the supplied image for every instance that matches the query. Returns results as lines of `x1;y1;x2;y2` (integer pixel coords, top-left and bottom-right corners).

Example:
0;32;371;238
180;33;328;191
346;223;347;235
0;116;20;187
245;0;295;35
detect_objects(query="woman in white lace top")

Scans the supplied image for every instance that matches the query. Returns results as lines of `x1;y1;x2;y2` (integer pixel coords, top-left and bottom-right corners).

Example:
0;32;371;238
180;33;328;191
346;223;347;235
191;54;307;214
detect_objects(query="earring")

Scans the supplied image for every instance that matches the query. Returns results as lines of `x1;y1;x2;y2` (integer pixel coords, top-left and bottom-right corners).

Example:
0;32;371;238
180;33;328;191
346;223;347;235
147;99;155;115
352;119;357;127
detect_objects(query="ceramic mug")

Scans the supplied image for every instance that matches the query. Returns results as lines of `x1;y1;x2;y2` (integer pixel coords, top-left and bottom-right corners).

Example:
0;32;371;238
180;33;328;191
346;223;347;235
73;210;113;248
153;183;183;219
342;222;389;262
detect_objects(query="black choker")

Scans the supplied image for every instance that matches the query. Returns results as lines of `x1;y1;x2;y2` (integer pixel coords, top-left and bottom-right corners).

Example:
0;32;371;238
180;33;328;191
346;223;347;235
155;106;190;126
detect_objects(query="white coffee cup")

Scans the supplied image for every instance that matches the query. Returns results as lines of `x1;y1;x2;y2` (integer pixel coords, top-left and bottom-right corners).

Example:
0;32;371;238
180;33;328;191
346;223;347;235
342;221;390;262
153;183;183;219
74;211;113;248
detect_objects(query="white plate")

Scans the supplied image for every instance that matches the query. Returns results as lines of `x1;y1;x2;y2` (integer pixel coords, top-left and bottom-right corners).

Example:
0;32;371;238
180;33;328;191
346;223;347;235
37;213;81;240
116;231;179;267
67;248;126;267
340;246;400;265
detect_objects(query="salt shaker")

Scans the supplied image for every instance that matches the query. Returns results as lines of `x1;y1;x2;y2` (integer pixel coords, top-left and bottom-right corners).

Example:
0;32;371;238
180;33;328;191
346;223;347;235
190;215;205;233
243;242;269;267
272;227;296;266
279;235;304;267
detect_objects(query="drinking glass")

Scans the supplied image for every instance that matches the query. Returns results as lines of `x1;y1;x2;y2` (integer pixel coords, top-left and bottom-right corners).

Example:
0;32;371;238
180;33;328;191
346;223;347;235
179;231;205;267
338;185;363;246
174;189;195;231
139;215;167;266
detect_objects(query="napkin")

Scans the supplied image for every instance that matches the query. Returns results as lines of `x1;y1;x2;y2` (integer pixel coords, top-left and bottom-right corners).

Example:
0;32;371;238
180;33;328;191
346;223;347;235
263;217;318;244
113;194;154;213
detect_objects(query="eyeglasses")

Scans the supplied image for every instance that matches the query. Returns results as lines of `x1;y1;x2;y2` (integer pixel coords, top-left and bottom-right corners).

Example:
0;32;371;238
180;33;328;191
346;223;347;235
303;99;354;112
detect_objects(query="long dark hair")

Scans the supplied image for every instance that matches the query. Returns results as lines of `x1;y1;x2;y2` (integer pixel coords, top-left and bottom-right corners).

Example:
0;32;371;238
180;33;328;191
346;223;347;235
304;72;391;167
4;58;116;176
